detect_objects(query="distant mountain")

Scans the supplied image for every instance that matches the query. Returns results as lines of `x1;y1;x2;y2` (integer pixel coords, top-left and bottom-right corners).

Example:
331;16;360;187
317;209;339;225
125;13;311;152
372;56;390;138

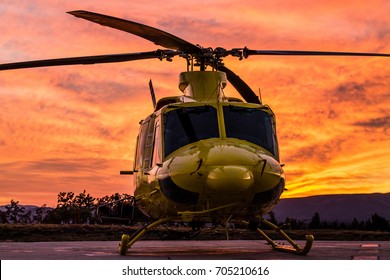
0;205;47;213
272;193;390;223
0;205;53;223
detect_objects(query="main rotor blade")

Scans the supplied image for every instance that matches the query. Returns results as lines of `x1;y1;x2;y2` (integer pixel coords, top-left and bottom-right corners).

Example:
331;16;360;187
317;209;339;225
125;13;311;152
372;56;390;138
218;65;261;104
244;48;390;57
68;10;202;54
0;50;171;71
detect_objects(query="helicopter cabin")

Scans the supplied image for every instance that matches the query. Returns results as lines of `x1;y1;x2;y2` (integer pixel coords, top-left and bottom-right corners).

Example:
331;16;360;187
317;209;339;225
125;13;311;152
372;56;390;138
133;71;280;174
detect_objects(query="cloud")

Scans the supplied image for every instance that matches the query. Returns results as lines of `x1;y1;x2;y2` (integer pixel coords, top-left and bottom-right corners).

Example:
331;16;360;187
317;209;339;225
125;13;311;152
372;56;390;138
324;74;390;114
157;17;221;41
284;137;347;164
54;73;138;103
25;158;109;173
353;116;390;130
331;82;368;103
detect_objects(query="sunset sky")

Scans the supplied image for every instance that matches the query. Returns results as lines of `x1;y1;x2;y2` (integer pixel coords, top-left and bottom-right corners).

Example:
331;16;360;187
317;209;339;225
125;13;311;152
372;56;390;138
1;0;389;207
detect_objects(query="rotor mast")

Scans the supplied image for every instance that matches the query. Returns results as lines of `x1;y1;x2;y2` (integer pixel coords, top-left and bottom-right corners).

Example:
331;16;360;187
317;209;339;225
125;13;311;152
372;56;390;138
178;71;227;101
179;48;230;101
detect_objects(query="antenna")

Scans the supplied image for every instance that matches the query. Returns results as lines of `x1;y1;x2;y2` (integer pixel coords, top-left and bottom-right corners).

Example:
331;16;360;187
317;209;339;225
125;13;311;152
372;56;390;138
149;79;157;108
258;88;263;104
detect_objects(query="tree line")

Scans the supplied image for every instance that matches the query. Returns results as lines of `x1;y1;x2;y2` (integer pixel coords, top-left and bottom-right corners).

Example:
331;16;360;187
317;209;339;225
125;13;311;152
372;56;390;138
267;211;390;231
0;190;134;225
1;191;390;232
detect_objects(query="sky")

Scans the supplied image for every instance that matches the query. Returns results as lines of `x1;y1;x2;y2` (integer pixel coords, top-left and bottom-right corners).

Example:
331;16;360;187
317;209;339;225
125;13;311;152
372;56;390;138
0;0;389;207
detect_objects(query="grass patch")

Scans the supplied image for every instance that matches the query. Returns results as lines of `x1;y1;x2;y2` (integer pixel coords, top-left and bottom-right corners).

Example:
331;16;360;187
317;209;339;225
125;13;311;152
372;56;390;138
1;224;390;242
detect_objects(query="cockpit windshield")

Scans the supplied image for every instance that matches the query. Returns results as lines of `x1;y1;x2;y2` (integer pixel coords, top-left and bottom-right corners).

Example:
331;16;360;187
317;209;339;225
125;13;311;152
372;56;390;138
163;106;219;157
223;105;276;156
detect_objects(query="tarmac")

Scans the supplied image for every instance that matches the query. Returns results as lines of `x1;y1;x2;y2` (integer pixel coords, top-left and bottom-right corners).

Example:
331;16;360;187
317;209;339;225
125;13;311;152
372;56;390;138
1;240;390;260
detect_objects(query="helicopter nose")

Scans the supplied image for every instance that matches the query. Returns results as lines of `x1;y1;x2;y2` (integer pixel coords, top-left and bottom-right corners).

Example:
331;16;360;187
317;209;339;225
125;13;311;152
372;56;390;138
206;166;254;193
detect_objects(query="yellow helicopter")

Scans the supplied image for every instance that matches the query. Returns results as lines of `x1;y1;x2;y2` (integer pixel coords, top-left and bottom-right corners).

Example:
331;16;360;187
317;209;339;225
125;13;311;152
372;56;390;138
1;10;389;256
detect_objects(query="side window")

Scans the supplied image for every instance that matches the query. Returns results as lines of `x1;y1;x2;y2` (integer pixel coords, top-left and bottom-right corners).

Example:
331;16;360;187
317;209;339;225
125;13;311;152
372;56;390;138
143;118;155;169
153;121;162;165
135;123;148;170
133;136;140;171
266;116;279;160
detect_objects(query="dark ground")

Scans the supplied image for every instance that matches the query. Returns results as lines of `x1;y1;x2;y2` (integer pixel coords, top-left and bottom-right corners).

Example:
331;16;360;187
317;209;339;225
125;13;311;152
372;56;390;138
1;224;390;242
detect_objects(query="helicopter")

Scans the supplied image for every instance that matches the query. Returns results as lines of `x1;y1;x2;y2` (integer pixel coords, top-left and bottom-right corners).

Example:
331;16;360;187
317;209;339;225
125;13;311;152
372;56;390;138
1;10;389;256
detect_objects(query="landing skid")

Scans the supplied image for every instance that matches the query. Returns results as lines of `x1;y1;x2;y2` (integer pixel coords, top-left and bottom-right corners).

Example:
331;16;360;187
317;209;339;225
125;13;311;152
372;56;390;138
118;206;313;256
119;217;177;255
247;219;314;255
119;202;244;255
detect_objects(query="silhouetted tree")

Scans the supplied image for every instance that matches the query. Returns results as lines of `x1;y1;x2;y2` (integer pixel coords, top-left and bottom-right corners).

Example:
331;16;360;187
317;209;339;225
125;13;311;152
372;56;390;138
19;210;32;224
5;199;25;223
368;213;389;231
33;204;49;224
309;212;321;229
284;217;307;230
351;218;359;230
267;211;278;225
57;192;75;209
0;209;9;224
44;190;96;224
73;190;96;223
329;220;339;229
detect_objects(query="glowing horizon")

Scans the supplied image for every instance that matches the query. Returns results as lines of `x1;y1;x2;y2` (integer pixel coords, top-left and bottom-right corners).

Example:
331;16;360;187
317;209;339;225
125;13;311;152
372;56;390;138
1;0;389;207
